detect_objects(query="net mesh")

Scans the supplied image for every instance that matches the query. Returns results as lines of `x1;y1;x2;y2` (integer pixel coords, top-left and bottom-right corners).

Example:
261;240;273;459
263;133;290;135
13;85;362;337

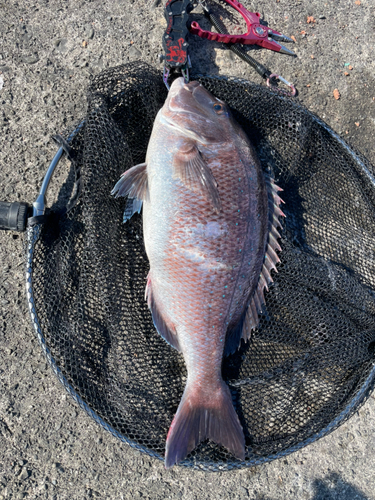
25;62;375;471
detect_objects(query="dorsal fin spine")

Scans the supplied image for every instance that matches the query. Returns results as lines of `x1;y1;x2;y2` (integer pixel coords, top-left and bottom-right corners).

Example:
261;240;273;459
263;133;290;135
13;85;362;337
225;176;285;355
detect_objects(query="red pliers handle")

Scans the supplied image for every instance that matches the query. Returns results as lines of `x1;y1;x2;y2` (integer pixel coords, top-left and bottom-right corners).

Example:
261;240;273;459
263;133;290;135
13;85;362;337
189;0;295;55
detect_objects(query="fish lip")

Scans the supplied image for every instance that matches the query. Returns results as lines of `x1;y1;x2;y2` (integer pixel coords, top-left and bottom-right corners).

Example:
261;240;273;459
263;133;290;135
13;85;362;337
159;113;180;131
170;77;200;93
169;76;185;93
168;80;206;114
185;80;201;92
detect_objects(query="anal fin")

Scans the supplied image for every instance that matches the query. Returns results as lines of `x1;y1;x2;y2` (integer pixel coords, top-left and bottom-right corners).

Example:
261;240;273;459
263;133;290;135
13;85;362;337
224;288;264;356
145;274;180;352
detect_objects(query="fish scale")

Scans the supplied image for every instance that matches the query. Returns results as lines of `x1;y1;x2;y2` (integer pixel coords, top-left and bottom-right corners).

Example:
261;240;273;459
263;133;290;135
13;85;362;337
164;157;254;349
112;77;284;468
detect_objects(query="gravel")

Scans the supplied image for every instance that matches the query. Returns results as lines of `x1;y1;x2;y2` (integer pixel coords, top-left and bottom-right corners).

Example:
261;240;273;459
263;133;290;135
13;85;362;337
21;54;40;65
0;0;375;499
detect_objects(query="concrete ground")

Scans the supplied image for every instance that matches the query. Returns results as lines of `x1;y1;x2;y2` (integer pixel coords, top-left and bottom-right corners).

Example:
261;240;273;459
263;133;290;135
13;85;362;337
0;0;375;498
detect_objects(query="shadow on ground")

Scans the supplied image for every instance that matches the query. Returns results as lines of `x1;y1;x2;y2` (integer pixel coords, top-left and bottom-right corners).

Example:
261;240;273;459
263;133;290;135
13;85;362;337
311;473;369;500
257;473;369;500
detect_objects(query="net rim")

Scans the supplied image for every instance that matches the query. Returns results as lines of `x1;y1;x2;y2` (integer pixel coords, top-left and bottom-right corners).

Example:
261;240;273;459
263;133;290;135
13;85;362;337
25;224;375;470
24;70;375;471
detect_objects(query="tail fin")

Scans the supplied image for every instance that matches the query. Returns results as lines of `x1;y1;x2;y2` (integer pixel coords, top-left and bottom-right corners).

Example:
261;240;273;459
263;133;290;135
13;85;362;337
165;381;245;469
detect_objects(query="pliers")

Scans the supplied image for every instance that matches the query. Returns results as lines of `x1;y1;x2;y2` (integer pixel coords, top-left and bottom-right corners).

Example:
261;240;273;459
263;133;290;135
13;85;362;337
190;0;295;56
160;0;296;94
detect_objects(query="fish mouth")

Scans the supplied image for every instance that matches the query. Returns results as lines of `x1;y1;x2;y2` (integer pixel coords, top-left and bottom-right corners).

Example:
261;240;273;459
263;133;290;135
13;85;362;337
169;77;200;95
168;78;207;113
164;78;217;143
184;80;201;93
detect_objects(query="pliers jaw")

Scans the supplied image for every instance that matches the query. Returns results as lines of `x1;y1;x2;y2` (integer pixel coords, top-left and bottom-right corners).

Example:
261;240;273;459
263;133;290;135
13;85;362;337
163;56;191;90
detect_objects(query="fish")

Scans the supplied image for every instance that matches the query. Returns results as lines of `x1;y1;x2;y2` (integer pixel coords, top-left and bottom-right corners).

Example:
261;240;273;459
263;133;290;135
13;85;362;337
112;77;284;468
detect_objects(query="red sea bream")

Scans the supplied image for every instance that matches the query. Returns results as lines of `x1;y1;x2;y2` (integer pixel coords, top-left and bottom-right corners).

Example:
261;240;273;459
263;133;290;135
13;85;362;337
112;77;284;468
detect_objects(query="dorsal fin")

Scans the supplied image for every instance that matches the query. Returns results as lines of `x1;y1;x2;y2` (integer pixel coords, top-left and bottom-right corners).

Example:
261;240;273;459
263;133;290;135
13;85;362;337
172;140;221;212
224;177;285;356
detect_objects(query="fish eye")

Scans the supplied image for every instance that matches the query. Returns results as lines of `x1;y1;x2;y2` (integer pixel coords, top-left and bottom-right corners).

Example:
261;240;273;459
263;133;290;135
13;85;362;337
213;103;225;114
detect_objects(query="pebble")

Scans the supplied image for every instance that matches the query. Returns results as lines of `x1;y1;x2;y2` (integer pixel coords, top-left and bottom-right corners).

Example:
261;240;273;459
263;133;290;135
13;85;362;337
18;468;30;481
21;54;39;64
13;464;21;476
85;26;94;39
129;45;141;58
0;76;3;91
20;32;32;44
54;39;68;52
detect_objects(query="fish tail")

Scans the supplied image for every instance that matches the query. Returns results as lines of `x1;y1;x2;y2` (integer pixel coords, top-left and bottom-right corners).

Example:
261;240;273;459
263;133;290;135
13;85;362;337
165;381;245;469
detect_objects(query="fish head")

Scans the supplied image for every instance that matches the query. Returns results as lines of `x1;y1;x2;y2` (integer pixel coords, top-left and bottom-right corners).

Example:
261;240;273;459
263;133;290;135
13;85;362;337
161;77;236;146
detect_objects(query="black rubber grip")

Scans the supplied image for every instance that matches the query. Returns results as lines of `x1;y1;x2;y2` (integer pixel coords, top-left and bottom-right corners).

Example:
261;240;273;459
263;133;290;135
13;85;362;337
162;0;194;67
0;201;30;232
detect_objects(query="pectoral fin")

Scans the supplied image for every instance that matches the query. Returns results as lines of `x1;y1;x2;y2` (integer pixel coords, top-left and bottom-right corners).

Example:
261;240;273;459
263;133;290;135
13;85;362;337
122;197;143;223
173;142;221;212
111;162;148;223
111;162;149;201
